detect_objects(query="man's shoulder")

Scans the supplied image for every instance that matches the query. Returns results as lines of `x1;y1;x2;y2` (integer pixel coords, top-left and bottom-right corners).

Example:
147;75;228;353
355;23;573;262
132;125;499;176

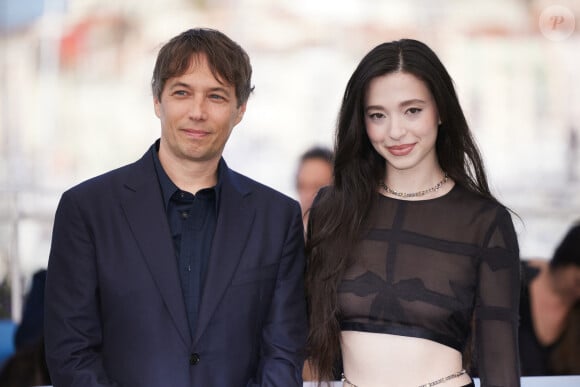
64;154;147;196
227;168;296;205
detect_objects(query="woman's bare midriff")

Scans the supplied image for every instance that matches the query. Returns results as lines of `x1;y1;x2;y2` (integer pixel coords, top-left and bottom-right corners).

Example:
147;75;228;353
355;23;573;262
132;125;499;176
341;331;472;387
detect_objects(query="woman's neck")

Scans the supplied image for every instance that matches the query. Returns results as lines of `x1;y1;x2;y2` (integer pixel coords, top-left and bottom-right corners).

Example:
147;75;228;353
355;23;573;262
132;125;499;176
385;166;443;192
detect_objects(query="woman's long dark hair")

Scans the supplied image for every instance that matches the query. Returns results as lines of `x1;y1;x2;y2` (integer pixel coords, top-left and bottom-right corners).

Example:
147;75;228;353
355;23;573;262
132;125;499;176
305;39;496;381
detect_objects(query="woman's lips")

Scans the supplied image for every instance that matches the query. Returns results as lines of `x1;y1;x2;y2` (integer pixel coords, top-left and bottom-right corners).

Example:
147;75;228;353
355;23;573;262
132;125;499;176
387;143;415;156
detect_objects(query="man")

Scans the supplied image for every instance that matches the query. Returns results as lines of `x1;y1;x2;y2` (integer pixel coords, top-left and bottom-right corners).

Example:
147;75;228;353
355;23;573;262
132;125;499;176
295;146;333;229
45;28;308;386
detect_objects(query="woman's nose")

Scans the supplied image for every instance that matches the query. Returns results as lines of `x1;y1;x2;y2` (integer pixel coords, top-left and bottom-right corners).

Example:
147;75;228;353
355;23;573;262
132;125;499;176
388;117;406;140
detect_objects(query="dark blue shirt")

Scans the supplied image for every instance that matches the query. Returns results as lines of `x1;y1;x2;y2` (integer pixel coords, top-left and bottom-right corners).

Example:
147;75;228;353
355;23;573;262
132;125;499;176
152;142;221;338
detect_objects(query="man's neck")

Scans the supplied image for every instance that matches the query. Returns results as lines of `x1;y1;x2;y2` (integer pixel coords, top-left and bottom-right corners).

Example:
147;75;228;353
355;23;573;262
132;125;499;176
160;153;219;194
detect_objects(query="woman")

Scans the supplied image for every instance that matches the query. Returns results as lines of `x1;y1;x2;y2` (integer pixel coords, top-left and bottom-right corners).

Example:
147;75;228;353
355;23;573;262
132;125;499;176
305;39;521;387
519;223;580;375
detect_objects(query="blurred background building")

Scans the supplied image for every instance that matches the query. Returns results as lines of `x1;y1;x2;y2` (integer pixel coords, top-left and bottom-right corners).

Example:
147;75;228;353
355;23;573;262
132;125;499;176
1;0;579;321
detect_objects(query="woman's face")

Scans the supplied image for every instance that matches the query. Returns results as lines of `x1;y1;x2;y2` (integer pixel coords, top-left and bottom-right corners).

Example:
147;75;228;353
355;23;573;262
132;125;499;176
364;71;440;175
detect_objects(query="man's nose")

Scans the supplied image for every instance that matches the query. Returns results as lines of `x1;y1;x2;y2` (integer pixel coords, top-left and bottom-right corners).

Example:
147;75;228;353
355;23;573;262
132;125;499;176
189;96;207;120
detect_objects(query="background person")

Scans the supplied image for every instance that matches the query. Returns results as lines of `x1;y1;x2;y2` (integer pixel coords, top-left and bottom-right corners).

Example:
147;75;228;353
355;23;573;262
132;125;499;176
295;146;333;229
0;269;51;387
44;28;307;387
14;269;46;350
519;222;580;375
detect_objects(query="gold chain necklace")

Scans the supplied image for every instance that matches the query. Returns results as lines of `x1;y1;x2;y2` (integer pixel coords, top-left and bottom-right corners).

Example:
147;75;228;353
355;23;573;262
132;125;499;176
380;173;449;198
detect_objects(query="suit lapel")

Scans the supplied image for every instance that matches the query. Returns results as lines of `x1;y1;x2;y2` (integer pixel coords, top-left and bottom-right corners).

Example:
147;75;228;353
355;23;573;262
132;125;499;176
194;165;255;344
121;151;191;347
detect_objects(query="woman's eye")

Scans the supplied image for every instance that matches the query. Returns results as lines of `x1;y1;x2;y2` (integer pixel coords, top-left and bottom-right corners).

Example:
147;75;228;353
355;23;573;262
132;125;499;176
407;107;422;114
368;112;384;119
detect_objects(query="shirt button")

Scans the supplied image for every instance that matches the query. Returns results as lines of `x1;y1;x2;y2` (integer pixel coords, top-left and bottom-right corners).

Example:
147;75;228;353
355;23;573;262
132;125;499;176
190;353;200;365
181;211;189;219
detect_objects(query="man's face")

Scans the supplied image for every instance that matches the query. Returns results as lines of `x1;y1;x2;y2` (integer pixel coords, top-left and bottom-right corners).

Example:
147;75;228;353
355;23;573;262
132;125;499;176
154;54;246;166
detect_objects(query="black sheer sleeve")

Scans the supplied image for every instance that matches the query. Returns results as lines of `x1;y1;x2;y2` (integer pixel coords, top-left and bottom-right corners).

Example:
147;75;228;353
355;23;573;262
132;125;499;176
474;207;521;387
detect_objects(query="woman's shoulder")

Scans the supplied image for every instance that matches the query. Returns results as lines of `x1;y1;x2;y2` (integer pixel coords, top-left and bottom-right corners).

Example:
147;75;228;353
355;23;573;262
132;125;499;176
443;185;519;251
439;183;508;218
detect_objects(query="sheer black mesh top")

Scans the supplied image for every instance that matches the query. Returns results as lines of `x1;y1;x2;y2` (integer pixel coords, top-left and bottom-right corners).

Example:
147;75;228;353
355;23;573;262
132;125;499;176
338;184;521;386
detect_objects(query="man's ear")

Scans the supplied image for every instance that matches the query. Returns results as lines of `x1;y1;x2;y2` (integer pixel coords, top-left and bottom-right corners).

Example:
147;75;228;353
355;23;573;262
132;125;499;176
234;102;247;125
153;96;161;118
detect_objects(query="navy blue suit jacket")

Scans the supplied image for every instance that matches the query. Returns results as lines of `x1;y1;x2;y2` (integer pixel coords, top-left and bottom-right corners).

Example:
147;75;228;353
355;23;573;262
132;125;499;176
45;145;308;386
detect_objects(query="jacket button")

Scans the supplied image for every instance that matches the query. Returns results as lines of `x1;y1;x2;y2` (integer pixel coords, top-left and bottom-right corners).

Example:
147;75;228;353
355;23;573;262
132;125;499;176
190;353;200;365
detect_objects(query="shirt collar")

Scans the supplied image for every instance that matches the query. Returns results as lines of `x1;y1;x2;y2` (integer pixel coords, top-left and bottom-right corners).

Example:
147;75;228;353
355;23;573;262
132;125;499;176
151;140;223;211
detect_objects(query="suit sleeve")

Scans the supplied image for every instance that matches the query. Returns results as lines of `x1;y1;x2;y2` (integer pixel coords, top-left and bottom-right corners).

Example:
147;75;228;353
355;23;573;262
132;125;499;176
44;191;118;387
248;201;308;387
